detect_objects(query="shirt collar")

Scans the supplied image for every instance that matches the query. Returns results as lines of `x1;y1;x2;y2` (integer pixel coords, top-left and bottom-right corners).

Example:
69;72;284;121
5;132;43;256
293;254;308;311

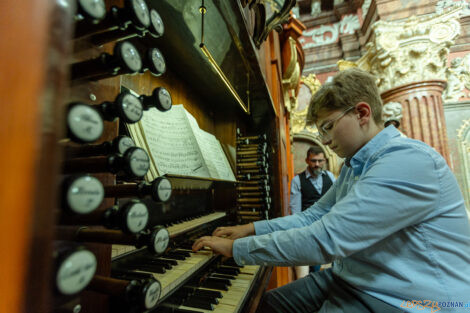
305;168;323;179
348;125;401;175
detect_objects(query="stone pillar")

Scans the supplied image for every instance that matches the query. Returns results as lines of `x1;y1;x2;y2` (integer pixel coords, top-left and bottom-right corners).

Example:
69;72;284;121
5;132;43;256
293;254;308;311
381;80;451;164
356;6;463;166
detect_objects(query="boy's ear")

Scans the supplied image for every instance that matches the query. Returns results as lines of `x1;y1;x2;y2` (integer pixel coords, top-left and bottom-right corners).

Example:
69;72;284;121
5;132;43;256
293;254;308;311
355;102;371;125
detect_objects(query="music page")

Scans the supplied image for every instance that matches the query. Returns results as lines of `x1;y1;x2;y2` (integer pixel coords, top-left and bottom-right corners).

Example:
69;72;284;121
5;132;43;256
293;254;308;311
136;105;210;178
191;126;236;181
128;104;235;181
182;109;235;181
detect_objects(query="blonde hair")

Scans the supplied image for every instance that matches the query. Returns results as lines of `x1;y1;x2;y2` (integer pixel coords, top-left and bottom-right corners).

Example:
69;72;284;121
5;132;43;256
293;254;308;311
307;68;383;125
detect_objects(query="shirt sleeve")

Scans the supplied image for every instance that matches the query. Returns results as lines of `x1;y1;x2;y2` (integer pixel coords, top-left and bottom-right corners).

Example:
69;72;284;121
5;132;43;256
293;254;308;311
289;175;302;215
234;145;441;266
253;180;336;235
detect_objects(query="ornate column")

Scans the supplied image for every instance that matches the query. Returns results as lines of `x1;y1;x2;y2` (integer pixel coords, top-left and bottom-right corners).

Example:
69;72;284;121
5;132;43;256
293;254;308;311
356;6;463;165
381;81;450;162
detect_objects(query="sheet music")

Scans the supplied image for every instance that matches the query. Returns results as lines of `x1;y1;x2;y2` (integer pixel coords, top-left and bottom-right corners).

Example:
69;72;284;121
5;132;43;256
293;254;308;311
182;109;236;181
192;127;236;181
138;105;210;178
127;103;235;181
221;143;236;174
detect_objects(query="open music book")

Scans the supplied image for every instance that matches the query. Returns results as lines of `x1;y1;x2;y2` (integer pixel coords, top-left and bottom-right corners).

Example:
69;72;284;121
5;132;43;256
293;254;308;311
126;104;236;182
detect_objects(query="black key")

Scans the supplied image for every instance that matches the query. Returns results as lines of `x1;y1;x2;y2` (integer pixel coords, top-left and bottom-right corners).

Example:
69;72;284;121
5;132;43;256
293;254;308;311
158;257;178;265
143;259;173;269
202;280;229;291
134;264;166;274
206;277;231;286
111;269;153;281
193;289;223;299
183;297;214;310
169;250;191;257
214;268;239;276
164;253;186;260
181;286;219;299
210;273;236;280
220;265;242;272
190;294;219;304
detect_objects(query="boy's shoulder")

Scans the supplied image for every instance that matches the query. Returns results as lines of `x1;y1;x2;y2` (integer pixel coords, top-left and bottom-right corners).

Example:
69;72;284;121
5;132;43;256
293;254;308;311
375;135;445;167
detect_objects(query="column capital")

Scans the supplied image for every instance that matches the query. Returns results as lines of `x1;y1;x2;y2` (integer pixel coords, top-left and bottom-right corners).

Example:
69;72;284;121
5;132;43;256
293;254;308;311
357;5;462;92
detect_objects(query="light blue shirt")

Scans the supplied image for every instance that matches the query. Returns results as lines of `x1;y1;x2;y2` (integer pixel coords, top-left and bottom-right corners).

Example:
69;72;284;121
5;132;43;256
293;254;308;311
289;169;336;215
233;126;470;311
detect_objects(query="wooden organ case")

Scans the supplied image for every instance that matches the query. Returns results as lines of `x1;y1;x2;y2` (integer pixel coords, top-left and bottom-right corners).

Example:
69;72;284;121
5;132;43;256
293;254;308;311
0;0;302;312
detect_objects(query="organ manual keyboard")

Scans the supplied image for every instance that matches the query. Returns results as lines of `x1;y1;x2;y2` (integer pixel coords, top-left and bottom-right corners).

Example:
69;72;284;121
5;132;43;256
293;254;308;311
110;211;272;313
155;260;262;313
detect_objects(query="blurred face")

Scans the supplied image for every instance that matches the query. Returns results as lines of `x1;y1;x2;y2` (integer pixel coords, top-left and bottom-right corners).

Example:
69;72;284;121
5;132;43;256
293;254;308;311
316;107;362;158
306;153;325;176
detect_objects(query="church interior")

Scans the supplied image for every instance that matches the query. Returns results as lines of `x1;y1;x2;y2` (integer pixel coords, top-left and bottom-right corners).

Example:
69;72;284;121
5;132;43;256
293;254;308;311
1;0;469;312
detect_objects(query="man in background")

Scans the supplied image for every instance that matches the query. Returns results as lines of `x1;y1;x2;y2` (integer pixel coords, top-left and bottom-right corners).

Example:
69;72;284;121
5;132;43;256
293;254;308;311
289;146;335;278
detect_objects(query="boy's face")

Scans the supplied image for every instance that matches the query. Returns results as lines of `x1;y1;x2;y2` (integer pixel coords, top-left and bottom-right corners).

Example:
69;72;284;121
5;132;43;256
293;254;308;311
316;107;363;159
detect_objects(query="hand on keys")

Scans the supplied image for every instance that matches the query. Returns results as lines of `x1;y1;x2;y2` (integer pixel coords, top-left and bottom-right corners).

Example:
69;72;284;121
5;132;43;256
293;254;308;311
192;223;255;257
192;236;234;257
212;223;255;240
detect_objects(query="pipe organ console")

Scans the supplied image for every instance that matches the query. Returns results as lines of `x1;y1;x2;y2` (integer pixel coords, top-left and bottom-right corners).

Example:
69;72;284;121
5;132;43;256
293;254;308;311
16;0;295;312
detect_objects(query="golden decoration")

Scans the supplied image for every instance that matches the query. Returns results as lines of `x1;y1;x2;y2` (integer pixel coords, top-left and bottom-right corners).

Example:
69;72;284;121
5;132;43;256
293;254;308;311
337;60;358;71
356;6;462;92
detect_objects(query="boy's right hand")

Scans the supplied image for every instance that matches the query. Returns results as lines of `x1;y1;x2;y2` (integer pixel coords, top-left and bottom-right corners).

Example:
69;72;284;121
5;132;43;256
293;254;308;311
212;223;255;240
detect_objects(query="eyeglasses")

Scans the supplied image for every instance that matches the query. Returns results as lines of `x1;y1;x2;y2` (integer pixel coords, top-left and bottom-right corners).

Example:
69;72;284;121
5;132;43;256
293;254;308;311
317;106;355;142
308;159;325;164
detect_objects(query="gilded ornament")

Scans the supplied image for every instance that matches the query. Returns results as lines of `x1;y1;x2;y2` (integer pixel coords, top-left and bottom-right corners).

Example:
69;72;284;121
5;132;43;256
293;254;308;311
337;60;357;71
356;6;462;92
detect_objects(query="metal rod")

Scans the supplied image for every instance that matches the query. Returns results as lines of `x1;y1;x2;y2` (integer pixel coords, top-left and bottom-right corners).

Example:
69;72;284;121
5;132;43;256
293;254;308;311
198;0;249;114
200;0;206;45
